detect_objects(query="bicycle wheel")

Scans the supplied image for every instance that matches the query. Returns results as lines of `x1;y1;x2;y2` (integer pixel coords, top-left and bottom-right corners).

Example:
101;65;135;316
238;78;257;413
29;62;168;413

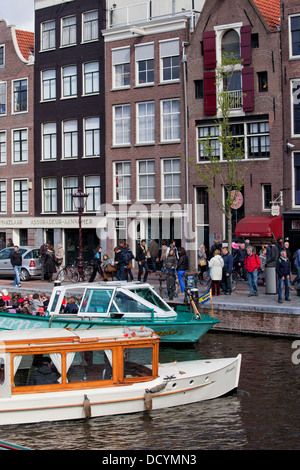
68;268;80;283
57;267;68;282
83;264;94;282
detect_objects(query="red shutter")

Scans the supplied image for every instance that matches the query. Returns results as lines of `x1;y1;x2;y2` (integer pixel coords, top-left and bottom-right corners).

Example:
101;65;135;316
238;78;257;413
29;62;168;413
240;25;251;65
242;67;254;112
204;72;217;115
203;31;216;70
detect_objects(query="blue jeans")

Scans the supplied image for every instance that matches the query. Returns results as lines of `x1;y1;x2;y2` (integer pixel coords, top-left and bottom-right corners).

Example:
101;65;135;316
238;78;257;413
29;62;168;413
177;270;186;292
278;276;290;300
248;270;258;294
138;261;149;282
117;263;126;281
13;265;22;286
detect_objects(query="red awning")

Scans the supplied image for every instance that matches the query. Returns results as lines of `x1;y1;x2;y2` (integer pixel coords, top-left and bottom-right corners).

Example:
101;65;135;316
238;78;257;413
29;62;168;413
234;216;282;239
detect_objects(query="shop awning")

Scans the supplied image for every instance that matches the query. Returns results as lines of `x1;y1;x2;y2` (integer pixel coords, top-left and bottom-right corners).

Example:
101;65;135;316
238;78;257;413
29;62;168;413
234;216;282;239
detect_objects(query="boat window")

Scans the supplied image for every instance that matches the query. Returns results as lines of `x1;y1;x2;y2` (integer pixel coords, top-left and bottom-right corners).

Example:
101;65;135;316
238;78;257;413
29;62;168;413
49;290;62;313
0;358;4;385
13;354;61;387
114;291;153;314
67;349;113;382
80;289;114;313
123;347;153;378
133;288;171;312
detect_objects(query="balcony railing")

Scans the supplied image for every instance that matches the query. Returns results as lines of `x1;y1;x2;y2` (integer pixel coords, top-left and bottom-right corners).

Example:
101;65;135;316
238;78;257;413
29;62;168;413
225;90;243;110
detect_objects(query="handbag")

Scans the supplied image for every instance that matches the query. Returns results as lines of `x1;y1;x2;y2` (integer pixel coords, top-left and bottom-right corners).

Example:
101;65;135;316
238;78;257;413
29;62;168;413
199;259;206;266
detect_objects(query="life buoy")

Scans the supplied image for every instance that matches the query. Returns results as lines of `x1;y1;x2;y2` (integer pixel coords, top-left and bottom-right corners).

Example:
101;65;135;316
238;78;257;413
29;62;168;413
123;326;154;338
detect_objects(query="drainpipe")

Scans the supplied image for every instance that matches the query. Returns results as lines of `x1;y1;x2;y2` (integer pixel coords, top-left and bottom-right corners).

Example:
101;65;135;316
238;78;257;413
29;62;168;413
182;41;191;256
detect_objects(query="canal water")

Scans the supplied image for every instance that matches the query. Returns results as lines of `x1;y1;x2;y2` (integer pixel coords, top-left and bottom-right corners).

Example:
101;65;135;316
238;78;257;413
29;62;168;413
1;332;299;451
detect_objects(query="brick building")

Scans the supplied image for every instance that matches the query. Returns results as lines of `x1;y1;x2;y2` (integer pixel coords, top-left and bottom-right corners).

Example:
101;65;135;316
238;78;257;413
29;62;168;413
185;0;283;264
0;18;34;246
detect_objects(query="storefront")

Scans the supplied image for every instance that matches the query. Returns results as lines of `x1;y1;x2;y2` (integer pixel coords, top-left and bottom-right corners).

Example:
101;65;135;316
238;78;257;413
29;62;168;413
234;215;282;249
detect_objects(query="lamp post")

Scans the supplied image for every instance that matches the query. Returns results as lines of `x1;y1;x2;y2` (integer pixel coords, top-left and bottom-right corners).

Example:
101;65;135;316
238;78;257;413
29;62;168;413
72;187;88;281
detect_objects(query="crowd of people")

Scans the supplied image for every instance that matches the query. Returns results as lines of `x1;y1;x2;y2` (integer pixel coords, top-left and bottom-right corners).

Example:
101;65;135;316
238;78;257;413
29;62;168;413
0;289;50;315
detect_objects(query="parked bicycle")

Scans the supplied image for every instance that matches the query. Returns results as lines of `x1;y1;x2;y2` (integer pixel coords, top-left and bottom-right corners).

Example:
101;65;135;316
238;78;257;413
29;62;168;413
57;260;93;283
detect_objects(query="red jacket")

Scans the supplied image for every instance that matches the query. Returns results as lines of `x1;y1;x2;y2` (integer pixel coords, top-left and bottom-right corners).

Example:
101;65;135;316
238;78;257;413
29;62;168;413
244;253;261;272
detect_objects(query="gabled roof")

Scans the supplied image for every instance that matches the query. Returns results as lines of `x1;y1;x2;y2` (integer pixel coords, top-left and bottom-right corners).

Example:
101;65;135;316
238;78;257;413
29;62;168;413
15;29;34;61
252;0;281;30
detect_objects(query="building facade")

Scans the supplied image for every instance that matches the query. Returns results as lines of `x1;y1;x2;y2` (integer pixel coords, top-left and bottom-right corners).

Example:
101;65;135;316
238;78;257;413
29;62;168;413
0;18;34;246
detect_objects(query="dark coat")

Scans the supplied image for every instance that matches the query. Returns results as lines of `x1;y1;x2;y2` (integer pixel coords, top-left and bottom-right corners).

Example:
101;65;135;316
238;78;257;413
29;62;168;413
222;252;233;274
276;257;291;278
44;251;56;274
10;251;22;267
177;254;189;271
28;364;59;385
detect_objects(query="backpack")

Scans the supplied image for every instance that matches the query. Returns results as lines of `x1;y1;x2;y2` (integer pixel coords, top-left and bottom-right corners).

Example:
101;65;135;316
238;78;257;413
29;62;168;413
124;249;133;265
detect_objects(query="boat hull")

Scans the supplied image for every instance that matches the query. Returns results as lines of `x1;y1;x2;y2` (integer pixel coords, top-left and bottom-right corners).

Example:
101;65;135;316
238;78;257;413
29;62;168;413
0;355;241;425
0;311;219;343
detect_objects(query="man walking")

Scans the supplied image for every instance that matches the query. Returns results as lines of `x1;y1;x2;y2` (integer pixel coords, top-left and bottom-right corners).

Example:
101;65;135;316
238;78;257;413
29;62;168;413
244;245;261;297
221;245;233;295
10;245;22;287
136;239;149;282
276;250;291;303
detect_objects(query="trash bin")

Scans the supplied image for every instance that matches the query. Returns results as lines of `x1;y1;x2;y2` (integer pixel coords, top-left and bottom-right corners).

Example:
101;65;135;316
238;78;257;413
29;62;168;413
265;265;277;294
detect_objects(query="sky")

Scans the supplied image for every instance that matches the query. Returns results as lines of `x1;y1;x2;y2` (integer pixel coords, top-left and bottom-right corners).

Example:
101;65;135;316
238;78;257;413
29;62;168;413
0;0;34;32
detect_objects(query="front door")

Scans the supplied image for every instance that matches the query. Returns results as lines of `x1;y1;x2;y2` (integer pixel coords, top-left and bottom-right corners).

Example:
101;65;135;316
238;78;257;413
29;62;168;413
65;229;99;266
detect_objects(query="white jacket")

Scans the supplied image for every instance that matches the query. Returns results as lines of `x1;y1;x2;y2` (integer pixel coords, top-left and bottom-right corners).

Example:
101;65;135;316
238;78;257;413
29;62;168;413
209;255;224;280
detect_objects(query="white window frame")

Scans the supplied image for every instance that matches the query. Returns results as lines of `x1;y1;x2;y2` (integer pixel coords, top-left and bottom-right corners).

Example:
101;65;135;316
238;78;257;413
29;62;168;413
135;42;154;86
84;117;100;158
161;98;180;143
0;131;6;165
62;176;78;213
61;15;77;48
0;180;7;213
113;161;131;202
262;184;272;212
42;122;57;161
162;158;181;201
136;101;155;144
112;46;130;89
291;79;300;137
0;45;5;67
61;65;77;99
12;128;28;164
82;10;98;43
62;120;78;159
41;20;56;52
41;69;56;101
137;160;155;201
42;177;57;213
83;61;99;95
113;104;131;146
289;14;300;60
0;81;6;116
84;175;101;212
12;78;28;114
159;39;180;83
12;179;28;214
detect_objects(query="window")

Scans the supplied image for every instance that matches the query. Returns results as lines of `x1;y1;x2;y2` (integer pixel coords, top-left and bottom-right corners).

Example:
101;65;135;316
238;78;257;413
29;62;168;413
42;123;57;160
160;39;180;82
114;162;131;201
258;71;268;92
262;184;272;210
162;158;181;200
63;177;78;212
123;347;153;379
161;99;180;142
13;129;28;163
294;153;300;206
83;10;98;42
63;120;78;159
247;122;269;158
41;69;56;101
61;16;76;47
113;104;131;145
197;125;220;161
83;62;99;95
138;160;155;200
290;15;300;58
221;29;240;59
0;45;4;67
13;180;28;212
41;20;56;51
84;117;100;157
292;79;300;136
223;71;242;109
0;181;6;213
67;349;112;383
13;354;61;388
135;43;154;85
43;178;57;213
0;82;6;115
12;79;27;113
195;80;204;99
0;131;6;164
85;175;101;212
136;101;155;143
112;47;130;88
62;65;77;98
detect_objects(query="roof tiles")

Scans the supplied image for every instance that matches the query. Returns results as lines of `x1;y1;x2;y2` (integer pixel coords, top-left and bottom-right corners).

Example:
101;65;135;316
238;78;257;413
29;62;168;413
15;29;34;61
253;0;281;30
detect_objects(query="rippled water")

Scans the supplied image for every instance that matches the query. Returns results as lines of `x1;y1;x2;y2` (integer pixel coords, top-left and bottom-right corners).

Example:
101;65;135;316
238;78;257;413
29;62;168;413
1;332;299;450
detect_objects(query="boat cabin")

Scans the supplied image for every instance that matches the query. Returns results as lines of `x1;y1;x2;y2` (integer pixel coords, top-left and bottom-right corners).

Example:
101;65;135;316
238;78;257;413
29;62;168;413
0;327;159;398
48;282;176;319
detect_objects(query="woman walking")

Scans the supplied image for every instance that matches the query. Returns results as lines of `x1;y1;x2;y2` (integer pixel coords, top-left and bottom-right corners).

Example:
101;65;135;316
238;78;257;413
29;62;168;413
208;249;224;296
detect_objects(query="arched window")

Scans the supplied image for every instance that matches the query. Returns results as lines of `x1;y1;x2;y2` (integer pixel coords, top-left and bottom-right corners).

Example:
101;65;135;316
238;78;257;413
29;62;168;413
222;29;240;59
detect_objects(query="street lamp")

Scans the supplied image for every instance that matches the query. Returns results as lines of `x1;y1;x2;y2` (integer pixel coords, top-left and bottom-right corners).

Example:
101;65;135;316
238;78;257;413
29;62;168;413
72;187;88;280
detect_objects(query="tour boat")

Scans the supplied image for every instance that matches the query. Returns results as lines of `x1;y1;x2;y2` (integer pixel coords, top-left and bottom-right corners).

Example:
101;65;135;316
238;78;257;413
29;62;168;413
0;282;219;343
0;327;241;425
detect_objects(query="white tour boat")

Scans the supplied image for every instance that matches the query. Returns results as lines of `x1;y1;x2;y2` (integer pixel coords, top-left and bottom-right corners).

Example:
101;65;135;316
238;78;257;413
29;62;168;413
0;327;241;425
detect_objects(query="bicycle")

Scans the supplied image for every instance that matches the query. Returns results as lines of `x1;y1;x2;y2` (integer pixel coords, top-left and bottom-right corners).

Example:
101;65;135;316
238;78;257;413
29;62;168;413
231;267;247;291
57;261;94;283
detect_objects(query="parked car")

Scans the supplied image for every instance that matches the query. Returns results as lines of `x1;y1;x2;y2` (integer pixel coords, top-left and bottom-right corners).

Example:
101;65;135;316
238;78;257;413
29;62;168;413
0;247;42;281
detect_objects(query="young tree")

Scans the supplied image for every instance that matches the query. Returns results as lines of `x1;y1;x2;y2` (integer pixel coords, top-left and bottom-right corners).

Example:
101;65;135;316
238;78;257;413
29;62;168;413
196;54;253;252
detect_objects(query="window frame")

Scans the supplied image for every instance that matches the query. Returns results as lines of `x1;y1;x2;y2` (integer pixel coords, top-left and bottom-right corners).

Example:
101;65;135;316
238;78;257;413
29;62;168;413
113;161;131;203
136;101;155;144
161;98;180;143
0;81;6;116
83;117;100;158
84;175;101;212
42;177;57;213
159;39;180;83
83;61;99;96
112;46;130;89
41;69;56;101
0;130;6;164
12;128;28;164
82;10;99;43
41;20;56;52
61;15;77;48
0;180;7;213
61;65;77;99
137;159;155;202
62;176;78;213
42;122;57;161
62;120;78;160
289;14;300;60
162;158;181;201
12;179;28;214
135;42;154;86
113;104;131;146
12;78;28;114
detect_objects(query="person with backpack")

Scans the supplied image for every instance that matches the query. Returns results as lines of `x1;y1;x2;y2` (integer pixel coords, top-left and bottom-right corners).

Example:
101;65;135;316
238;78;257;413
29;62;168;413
123;243;134;281
244;245;261;297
